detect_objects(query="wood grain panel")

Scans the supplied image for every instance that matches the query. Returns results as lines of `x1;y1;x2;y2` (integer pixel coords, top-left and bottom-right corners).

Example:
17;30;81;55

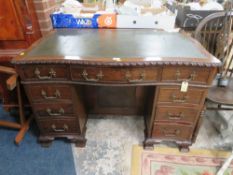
26;84;73;102
152;123;193;141
71;66;160;83
162;66;212;84
0;0;24;40
154;106;200;124
157;86;207;106
37;118;81;135
33;103;75;117
19;65;69;81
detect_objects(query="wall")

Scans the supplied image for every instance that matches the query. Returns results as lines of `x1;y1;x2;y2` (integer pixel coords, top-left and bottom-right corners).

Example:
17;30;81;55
33;0;63;36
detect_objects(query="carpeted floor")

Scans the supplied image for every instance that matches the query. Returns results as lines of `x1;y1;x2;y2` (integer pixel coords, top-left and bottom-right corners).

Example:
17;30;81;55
1;103;232;175
0;105;76;175
73;115;145;175
73;111;233;175
131;146;233;175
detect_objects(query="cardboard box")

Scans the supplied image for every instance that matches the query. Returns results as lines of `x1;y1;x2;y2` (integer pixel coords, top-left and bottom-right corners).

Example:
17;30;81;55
50;13;99;28
97;14;117;28
116;14;176;30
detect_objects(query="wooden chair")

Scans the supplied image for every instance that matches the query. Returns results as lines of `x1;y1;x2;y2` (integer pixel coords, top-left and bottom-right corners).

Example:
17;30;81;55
194;11;233;110
0;66;32;144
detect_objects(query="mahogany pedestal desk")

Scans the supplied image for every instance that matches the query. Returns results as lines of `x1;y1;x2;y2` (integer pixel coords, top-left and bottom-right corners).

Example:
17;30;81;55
12;29;221;151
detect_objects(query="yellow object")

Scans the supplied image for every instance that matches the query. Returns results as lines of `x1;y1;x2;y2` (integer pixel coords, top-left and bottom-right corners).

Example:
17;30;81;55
199;0;208;6
83;0;97;3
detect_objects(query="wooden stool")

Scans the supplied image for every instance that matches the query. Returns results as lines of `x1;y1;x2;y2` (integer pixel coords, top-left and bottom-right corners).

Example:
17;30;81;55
0;66;32;144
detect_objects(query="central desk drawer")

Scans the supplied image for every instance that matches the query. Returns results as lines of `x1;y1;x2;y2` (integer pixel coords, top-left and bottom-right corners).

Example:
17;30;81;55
37;118;80;134
33;103;75;117
157;86;207;106
26;84;73;102
70;66;160;83
19;65;69;81
162;66;212;84
152;123;193;141
154;106;200;124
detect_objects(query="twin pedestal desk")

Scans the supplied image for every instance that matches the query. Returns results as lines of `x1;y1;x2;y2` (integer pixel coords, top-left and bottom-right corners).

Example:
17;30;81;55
12;29;220;151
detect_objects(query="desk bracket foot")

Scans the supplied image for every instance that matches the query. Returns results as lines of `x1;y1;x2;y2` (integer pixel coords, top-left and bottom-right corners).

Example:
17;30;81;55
179;145;190;153
143;139;155;150
38;137;54;148
69;136;87;148
74;139;86;148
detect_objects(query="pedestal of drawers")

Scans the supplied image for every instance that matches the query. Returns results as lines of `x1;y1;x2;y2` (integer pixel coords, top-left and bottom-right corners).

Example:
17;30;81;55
144;65;213;151
16;64;216;149
144;86;207;151
24;83;87;147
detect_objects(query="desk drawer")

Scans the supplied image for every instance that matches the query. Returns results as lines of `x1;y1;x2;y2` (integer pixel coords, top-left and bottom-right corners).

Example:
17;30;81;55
71;66;160;83
19;65;69;81
162;66;212;84
157;86;207;106
154;106;200;124
152;123;193;141
38;118;80;134
33;103;75;117
26;84;73;102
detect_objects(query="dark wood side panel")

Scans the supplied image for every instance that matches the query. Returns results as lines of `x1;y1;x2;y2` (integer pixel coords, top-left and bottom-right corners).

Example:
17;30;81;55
83;86;150;115
0;0;41;49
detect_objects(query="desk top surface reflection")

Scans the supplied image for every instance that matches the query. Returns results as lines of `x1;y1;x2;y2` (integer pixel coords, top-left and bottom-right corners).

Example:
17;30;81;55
13;29;220;67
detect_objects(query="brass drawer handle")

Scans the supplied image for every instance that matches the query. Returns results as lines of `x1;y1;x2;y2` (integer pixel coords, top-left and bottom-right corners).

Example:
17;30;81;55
51;124;68;132
82;70;103;82
34;68;56;80
46;108;64;116
162;129;180;137
125;71;146;83
167;112;184;120
171;94;189;103
41;90;61;99
176;70;197;81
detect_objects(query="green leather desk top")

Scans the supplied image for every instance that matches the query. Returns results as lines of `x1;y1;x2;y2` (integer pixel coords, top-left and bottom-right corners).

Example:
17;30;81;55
28;29;205;58
13;29;221;67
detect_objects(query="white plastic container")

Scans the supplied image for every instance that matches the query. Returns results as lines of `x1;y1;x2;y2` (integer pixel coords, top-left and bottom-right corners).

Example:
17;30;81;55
116;13;176;30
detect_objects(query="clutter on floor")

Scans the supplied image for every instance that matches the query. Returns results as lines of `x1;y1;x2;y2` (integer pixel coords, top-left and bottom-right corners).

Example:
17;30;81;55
50;0;229;30
51;0;177;30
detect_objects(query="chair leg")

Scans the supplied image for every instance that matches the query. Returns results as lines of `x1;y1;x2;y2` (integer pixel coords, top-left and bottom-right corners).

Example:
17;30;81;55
15;116;32;145
0;72;32;145
17;81;25;125
0;120;21;129
14;80;31;145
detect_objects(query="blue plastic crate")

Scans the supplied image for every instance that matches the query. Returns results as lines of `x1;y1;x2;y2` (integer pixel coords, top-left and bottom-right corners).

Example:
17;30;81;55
50;13;100;28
